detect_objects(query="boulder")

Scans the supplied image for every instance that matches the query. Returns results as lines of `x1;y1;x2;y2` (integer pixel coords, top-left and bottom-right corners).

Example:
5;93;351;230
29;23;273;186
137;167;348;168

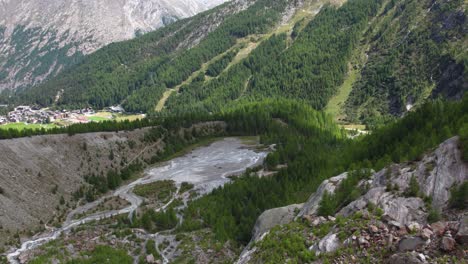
358;236;370;248
447;221;460;233
18;254;30;264
66;244;75;254
388;220;403;229
310;233;341;254
431;222;447;236
397;236;426;252
386;252;425;264
455;215;468;245
407;222;421;232
440;234;456;252
146;254;155;263
417;254;427;262
309;218;321;227
420;228;433;240
369;225;379;233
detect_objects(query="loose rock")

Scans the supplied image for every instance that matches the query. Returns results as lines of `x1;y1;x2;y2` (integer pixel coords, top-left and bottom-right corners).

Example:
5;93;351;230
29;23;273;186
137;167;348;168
386;252;425;264
431;222;446;236
398;236;426;252
440;233;456;252
407;222;421;232
455;215;468;245
420;228;433;240
146;254;155;263
369;225;379;233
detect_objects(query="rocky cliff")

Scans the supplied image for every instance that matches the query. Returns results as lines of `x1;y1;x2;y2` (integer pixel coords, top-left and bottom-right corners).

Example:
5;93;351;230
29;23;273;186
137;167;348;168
0;0;227;91
240;136;468;263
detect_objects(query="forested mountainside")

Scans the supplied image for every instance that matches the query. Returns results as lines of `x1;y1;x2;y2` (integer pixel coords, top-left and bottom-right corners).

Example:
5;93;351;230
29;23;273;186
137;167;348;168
2;95;467;263
0;0;227;91
8;0;466;126
0;0;467;263
345;0;468;125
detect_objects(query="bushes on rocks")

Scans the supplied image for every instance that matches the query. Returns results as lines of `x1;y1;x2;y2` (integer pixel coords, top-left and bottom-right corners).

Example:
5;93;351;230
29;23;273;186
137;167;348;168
318;168;372;216
427;208;441;224
449;182;468;209
404;175;420;197
460;123;468;162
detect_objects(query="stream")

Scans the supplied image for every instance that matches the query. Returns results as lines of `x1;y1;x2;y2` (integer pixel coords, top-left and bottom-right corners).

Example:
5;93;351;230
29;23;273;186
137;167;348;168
7;137;268;264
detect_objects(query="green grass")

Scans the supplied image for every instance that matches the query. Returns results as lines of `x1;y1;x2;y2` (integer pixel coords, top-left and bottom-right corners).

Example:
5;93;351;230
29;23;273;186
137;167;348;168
115;114;144;122
133;180;176;202
87;116;109;122
0;123;58;131
239;136;260;145
89;112;144;122
28;240;68;264
325;66;358;120
66;246;132;264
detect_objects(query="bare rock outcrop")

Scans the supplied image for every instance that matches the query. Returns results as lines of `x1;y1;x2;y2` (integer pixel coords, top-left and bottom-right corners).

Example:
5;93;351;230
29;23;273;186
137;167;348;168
251;203;303;242
241;136;467;263
338;137;467;223
297;172;348;218
310;232;341;254
338;188;427;225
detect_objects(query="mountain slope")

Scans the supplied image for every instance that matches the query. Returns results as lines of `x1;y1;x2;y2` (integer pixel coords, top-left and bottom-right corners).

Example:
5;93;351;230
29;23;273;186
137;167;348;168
12;0;465;124
11;0;265;109
344;0;467;126
0;0;227;91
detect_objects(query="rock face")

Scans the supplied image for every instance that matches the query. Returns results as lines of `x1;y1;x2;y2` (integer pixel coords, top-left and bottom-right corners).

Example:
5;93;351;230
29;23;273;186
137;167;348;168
236;203;303;264
0;0;228;90
338;188;427;225
239;136;468;263
297;172;348;218
251;203;303;241
338;137;467;224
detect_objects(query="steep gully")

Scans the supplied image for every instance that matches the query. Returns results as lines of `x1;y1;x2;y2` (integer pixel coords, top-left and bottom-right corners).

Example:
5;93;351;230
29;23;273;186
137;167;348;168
7;138;268;263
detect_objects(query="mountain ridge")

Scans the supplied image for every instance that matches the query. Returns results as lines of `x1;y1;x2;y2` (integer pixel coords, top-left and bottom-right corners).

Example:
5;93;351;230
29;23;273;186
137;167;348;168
0;0;227;91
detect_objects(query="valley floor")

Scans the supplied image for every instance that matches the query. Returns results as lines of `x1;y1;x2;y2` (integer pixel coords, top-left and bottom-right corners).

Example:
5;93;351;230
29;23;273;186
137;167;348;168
4;137;268;264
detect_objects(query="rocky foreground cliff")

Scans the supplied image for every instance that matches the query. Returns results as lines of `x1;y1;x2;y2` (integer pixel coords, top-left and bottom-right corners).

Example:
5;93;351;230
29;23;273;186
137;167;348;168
240;136;468;263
